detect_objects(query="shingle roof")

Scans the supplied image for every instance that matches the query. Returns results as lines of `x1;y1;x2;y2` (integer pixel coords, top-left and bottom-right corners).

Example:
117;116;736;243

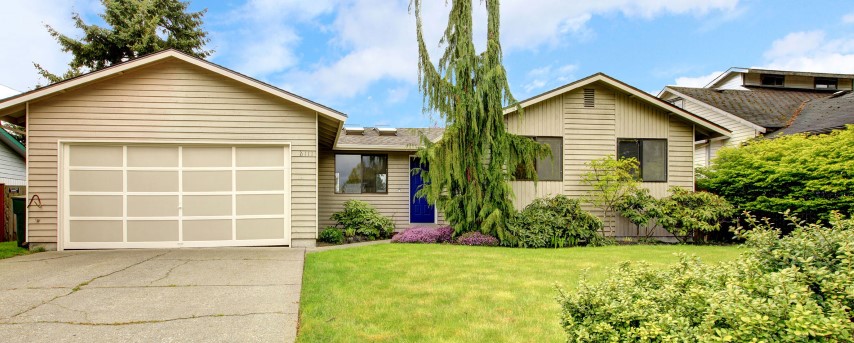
336;127;444;149
669;86;830;129
771;92;854;136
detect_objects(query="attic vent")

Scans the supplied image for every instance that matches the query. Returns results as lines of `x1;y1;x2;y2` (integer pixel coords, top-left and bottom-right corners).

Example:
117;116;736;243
583;88;595;108
377;127;398;136
344;127;365;135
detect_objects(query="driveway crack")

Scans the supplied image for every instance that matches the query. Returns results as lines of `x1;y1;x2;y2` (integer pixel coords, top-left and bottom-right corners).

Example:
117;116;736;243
149;260;189;286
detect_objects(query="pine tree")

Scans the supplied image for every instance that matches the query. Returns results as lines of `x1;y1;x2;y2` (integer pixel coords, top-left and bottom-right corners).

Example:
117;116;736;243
411;0;549;241
35;0;212;84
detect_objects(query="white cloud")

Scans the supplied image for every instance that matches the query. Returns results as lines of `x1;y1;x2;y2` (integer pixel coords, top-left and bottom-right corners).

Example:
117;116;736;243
843;12;854;24
674;70;724;87
760;31;854;73
522;64;578;94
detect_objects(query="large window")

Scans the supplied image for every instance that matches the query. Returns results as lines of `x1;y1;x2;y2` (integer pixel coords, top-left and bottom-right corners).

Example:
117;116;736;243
760;74;785;86
335;154;388;194
515;136;563;181
617;139;667;182
815;77;838;90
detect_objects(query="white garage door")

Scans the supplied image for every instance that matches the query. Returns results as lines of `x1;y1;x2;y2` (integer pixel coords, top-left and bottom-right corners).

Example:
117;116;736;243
62;143;291;249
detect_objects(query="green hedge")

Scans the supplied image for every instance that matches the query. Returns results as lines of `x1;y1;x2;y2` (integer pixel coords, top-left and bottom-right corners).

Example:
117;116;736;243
506;195;604;248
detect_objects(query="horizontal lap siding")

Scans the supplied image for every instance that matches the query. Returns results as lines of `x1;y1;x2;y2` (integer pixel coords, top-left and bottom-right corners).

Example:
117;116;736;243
27;60;318;243
0;142;25;185
680;99;758;164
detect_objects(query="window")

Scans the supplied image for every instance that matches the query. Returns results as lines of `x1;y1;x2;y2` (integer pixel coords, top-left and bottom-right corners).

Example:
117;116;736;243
760;74;785;86
617;139;667;182
335;154;388;193
515;137;563;181
815;77;838;90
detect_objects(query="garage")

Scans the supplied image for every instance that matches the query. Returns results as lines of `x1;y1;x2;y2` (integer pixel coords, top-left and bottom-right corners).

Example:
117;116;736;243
62;143;291;249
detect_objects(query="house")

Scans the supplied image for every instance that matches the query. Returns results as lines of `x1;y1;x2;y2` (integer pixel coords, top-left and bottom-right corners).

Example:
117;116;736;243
0;127;26;242
659;68;854;166
504;73;730;237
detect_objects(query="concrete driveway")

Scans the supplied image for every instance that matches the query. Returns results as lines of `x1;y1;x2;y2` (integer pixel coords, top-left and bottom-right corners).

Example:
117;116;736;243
0;247;305;342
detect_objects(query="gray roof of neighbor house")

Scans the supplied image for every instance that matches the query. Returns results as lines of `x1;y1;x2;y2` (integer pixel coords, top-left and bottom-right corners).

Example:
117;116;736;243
668;86;830;129
770;91;854;136
335;127;445;150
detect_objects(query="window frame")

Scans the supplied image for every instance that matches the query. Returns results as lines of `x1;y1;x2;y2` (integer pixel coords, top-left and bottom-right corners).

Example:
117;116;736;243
760;73;785;87
333;153;389;194
617;138;668;183
514;136;563;182
814;77;838;90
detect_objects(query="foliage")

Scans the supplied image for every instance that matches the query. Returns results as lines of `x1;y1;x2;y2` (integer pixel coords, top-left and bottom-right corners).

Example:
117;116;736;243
456;232;499;246
410;0;550;241
36;0;212;84
0;242;30;259
330;200;395;240
615;188;663;238
391;226;454;244
558;213;854;342
657;187;736;242
506;195;603;248
581;156;640;233
698;126;854;223
318;226;345;245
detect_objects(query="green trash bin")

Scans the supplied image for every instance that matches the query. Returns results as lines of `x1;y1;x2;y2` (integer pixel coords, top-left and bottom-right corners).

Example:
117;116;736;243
12;197;25;248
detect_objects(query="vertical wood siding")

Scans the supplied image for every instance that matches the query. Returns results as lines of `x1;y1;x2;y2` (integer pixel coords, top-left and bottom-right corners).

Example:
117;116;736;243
26;59;319;244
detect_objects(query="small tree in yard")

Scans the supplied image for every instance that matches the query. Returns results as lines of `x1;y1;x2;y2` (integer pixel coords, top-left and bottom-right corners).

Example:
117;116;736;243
410;0;549;241
657;187;735;243
615;188;662;239
581;155;640;234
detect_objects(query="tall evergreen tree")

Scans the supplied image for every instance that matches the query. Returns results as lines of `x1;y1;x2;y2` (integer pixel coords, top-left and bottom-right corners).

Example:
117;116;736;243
35;0;211;84
411;0;549;241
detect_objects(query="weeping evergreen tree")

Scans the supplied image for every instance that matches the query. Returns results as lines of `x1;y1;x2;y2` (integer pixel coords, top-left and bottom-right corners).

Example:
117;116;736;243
411;0;549;241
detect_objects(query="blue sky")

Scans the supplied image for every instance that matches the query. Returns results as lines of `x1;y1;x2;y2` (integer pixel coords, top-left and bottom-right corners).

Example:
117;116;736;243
2;1;854;128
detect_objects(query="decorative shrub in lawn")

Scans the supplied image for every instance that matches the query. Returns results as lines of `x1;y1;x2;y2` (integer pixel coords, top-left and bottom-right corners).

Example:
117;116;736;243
558;212;854;342
506;194;604;248
330;200;395;242
657;187;735;243
456;232;499;246
318;226;344;244
391;226;453;244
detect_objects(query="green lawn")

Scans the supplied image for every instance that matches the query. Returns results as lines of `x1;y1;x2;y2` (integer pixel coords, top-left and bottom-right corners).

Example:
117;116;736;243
0;241;29;259
298;244;743;343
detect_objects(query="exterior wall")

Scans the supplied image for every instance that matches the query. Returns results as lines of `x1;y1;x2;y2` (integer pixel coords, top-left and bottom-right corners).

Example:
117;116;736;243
743;73;854;91
0;142;25;186
715;73;747;90
26;59;319;247
506;98;564;209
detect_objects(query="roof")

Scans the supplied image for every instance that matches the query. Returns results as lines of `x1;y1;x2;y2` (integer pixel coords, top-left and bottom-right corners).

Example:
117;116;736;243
771;92;854;136
0;49;348;124
667;86;830;129
507;73;731;137
706;67;854;89
335;128;445;151
0;129;25;157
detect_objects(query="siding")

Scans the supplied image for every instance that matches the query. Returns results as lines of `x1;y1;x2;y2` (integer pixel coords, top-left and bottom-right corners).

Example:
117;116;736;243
506;95;564;209
716;73;747;90
0;141;25;186
743;73;854;90
26;59;319;244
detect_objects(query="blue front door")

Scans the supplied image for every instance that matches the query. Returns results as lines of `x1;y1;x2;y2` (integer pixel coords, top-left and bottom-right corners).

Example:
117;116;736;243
410;157;435;223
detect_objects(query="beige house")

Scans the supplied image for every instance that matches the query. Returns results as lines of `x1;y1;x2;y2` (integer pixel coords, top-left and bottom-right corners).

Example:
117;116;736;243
505;73;730;237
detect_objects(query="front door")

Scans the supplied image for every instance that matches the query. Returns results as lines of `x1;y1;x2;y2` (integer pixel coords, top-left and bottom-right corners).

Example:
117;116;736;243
410;157;435;223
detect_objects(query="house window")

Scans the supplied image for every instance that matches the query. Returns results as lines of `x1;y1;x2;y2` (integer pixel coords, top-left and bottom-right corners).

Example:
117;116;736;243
515;137;563;181
815;77;838;90
760;74;785;86
583;88;595;108
617;139;667;182
335;154;388;194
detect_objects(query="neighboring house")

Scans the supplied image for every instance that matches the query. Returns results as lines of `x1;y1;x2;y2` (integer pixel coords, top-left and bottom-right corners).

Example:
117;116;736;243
0;128;26;186
504;73;730;237
659;68;854;166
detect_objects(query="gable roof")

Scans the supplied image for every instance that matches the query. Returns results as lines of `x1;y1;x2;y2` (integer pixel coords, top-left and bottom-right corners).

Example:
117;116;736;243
667;86;829;129
0;49;348;124
335;127;444;151
770;91;854;136
506;73;731;137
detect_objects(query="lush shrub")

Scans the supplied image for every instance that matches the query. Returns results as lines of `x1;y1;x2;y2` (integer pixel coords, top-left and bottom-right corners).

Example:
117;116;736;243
391;226;453;244
318;226;344;245
615;188;662;238
558;213;854;342
657;187;736;242
698;126;854;224
456;232;499;246
580;155;640;233
506;195;603;248
330;200;395;240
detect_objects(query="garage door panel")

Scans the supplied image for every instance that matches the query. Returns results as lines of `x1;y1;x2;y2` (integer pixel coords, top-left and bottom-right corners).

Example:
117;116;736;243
70;195;123;217
236;147;284;167
69;221;123;242
237;218;285;240
70;170;122;192
70;146;122;167
183;220;232;241
127;146;179;167
236;170;284;191
127;196;179;217
128;171;178;192
183;195;232;217
183;171;231;192
237;194;285;215
183;147;232;167
127;220;179;242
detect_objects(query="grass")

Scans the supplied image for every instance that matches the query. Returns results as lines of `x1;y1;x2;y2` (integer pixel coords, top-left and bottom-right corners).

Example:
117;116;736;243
0;241;29;259
297;244;743;343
